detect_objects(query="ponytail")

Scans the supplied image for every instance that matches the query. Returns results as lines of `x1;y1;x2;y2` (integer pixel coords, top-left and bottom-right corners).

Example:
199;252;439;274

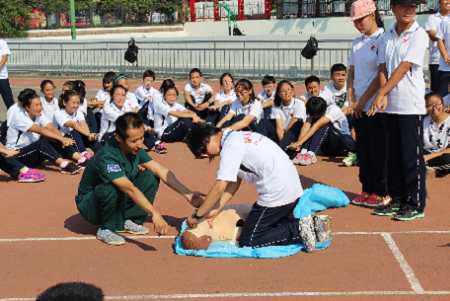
59;90;80;109
22;92;40;109
374;8;384;30
18;88;37;104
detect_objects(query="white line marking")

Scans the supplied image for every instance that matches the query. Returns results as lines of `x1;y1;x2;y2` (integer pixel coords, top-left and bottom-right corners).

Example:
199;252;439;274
335;231;450;235
381;233;424;293
3;291;450;300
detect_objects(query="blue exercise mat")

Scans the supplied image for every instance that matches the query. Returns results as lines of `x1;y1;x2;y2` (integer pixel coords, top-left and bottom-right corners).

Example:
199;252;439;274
175;183;350;258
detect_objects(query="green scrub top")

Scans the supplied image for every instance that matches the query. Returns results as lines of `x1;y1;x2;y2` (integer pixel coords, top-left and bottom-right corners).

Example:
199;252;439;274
76;138;153;197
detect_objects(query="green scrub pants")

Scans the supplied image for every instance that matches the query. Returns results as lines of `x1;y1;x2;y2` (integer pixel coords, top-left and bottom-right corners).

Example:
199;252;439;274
76;170;160;231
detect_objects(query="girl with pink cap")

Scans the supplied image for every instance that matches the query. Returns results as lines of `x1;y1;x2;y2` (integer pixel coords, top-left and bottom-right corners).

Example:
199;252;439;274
347;0;389;208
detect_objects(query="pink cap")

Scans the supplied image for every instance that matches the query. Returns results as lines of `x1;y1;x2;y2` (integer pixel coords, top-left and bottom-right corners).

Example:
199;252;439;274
346;0;377;22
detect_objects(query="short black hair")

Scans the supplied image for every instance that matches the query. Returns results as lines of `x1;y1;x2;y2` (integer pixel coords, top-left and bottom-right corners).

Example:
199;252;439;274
306;97;327;117
189;68;202;77
115;112;145;139
330;63;347;75
110;85;127;98
103;71;117;84
159;79;175;94
305;75;320;87
143;69;156;80
425;92;443;103
36;282;104;301
22;92;41;108
18;88;36;103
59;90;81;109
163;85;179;97
40;80;55;91
262;75;276;86
186;123;221;157
220;72;234;86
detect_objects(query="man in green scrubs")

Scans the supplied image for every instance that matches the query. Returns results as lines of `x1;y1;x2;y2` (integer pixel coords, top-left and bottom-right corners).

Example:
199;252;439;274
75;112;204;245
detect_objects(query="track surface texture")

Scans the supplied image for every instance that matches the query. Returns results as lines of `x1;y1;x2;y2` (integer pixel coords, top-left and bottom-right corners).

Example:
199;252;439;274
1;78;449;300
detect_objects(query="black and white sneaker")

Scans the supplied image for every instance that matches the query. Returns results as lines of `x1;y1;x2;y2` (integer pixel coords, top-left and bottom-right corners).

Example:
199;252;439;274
78;158;90;169
299;214;316;253
61;162;81;174
313;215;332;243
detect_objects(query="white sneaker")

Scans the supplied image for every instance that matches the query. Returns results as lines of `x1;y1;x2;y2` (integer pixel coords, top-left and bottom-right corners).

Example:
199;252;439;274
299;214;316;253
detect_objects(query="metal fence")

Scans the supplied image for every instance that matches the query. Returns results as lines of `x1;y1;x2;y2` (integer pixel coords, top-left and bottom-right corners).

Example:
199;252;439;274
6;40;429;81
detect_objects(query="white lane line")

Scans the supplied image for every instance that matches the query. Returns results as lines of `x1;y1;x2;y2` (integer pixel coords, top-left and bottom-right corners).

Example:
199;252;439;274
335;231;450;235
0;236;176;242
3;290;450;300
381;233;424;293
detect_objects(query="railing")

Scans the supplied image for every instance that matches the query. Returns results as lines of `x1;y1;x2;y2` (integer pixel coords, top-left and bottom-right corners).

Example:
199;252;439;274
6;40;429;81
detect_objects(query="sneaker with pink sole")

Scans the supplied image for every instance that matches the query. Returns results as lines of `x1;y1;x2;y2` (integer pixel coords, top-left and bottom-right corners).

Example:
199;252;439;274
365;194;391;207
18;169;46;183
83;152;92;160
292;153;305;165
155;142;168;154
352;192;369;205
299;153;317;165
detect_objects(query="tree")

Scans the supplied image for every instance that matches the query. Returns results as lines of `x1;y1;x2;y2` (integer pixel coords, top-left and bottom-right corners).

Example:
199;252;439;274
0;0;34;37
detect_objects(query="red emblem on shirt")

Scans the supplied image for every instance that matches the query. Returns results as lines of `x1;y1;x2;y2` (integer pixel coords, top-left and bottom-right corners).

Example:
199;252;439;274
244;133;252;144
403;37;409;44
199;93;203;96
290;113;293;117
371;45;375;51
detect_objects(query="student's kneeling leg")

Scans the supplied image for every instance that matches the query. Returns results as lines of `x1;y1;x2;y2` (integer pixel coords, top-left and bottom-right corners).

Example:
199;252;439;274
279;120;304;150
239;199;301;248
161;118;194;143
256;119;278;143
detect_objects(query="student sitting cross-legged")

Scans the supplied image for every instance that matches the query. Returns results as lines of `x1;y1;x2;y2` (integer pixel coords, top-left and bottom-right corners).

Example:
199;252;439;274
0;142;46;182
289;97;355;166
184;68;215;119
134;69;161;126
75;112;206;246
5;92;83;174
0;88;33;144
154;85;202;145
206;72;236;125
257;75;277;118
257;80;306;150
216;79;263;131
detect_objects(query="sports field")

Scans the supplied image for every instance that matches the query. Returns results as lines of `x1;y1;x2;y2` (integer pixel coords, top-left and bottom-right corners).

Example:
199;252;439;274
1;78;449;300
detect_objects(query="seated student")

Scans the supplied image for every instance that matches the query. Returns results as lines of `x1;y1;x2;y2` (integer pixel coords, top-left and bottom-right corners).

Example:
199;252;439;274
5;92;82;174
154;85;201;145
257;80;306;150
185;123;332;252
206;72;236;125
98;85;161;153
115;75;139;113
134;69;162;126
423;93;450;177
0;88;33;144
40;80;59;122
257;75;276;118
289;97;355;166
75;112;205;245
300;75;334;106
53;90;103;157
216;78;263;132
91;71;116;125
0;142;46;182
184;68;214;119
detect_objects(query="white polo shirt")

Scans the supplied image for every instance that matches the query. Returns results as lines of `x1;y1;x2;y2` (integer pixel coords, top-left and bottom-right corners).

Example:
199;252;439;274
257;90;276;103
270;98;306;130
79;99;88;115
229;99;263;125
215;89;236;111
423;114;450;152
0;39;11;79
325;104;350;136
126;92;139;110
216;129;304;207
53;108;85;136
40;96;59;121
379;21;428;115
6;112;51;150
95;89;111;113
425;12;446;65
6;103;27;126
443;94;450;108
134;85;162;120
436;16;450;72
98;102;132;141
300;90;334;107
324;82;349;108
153;100;186;138
184;82;213;105
348;28;385;112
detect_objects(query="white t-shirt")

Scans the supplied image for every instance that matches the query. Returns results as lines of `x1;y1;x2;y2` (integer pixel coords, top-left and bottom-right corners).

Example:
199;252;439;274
53;108;85;136
423;114;450;152
348;28;385;112
6;112;51;150
324;82;349;108
300;90;334;107
134;85;162;120
379;21;428;115
95;89;111;113
98;102;132;141
184;83;213;105
0;39;11;79
153;100;186;138
79;98;88;115
215;90;236;112
229;99;263;125
425;12;445;65
126;92;139;110
216;129;304;207
437;17;450;72
6;103;27;126
270;98;306;130
442;94;450;108
40;96;60;122
257;90;276;103
325;104;350;135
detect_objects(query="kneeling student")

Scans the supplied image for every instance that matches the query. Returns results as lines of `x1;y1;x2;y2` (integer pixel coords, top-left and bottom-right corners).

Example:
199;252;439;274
289;97;355;165
75;112;205;245
154;85;202;145
216;79;263;131
185;123;332;252
257;80;306;150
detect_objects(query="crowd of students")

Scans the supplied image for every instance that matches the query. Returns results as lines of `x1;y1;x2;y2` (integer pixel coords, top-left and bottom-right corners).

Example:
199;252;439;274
0;0;448;224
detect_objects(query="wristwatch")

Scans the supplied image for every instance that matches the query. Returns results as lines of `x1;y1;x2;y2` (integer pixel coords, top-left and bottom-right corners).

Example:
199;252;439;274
192;210;204;220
